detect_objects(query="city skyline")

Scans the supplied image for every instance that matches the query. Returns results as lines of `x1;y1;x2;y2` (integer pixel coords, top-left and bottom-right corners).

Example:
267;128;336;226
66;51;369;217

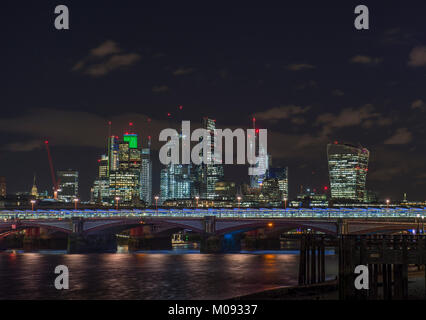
3;1;426;304
2;2;426;201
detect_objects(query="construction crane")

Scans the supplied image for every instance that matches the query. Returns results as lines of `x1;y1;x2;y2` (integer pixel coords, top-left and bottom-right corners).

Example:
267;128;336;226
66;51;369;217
44;140;59;199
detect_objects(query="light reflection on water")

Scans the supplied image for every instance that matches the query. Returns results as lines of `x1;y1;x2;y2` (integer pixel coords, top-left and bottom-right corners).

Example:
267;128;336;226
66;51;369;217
0;247;338;300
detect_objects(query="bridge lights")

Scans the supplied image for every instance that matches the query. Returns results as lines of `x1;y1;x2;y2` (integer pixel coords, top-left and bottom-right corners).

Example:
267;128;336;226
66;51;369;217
115;197;120;210
30;200;36;211
73;198;79;210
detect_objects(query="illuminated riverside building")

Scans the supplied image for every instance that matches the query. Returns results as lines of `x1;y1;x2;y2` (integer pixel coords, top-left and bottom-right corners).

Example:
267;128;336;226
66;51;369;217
140;139;152;205
92;178;110;204
214;181;237;201
160;164;193;203
57;170;79;202
327;142;369;202
109;170;140;203
267;166;289;201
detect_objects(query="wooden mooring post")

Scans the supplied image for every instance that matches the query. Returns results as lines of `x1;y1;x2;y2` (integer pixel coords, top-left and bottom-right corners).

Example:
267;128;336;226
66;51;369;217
338;235;426;300
298;234;327;285
298;234;426;299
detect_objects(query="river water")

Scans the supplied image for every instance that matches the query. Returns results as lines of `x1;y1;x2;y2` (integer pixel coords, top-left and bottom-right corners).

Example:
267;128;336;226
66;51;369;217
0;246;337;300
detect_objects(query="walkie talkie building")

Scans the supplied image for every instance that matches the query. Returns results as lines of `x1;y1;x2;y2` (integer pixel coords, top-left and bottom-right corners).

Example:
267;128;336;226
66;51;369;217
327;142;369;202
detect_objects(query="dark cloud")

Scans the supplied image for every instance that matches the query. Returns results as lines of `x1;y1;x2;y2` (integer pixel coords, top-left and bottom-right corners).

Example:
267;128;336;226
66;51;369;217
384;128;413;145
90;40;122;57
316;105;392;135
173;67;195;76
72;40;141;77
152;85;169;93
253;105;310;122
286;63;315;71
411;99;425;110
0;109;171;151
331;89;344;97
408;46;426;67
350;55;382;64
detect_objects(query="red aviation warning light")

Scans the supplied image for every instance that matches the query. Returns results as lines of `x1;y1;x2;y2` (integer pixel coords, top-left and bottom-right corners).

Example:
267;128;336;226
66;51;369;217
178;105;183;110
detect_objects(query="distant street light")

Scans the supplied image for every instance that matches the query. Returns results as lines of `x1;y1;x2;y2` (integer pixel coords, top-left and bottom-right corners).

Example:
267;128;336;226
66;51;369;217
195;196;199;208
154;196;159;211
284;197;288;211
115;197;120;210
30;200;36;211
237;196;242;209
73;198;79;210
386;199;390;209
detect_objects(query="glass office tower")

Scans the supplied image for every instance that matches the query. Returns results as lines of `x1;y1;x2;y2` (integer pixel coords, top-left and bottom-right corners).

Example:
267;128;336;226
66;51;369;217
327;143;369;202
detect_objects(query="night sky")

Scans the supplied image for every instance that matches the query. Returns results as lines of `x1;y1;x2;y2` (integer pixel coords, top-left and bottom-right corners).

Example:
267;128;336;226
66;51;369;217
2;1;426;201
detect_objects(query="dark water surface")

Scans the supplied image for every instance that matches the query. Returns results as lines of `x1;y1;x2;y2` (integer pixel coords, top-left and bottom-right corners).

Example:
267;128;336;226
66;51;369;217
0;247;337;300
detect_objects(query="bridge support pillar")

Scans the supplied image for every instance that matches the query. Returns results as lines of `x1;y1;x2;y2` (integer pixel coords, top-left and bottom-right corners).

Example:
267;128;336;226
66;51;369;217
337;219;349;235
128;225;172;251
23;227;41;251
200;233;241;253
67;233;117;254
68;218;117;253
243;229;281;250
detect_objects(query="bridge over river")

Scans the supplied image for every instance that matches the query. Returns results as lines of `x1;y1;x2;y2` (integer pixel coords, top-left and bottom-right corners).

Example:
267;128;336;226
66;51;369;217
0;208;425;253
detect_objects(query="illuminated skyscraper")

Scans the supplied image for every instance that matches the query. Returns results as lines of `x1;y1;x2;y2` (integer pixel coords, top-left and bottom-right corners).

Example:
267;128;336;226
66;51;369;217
98;154;109;179
160;168;169;205
160;129;194;203
109;133;142;204
109;170;139;203
249;121;269;188
108;136;119;173
140;139;152;205
118;140;130;170
57;170;79;202
199;117;224;199
0;176;6;197
161;164;193;202
92;155;110;203
268;166;288;200
92;179;110;204
327;143;369;202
